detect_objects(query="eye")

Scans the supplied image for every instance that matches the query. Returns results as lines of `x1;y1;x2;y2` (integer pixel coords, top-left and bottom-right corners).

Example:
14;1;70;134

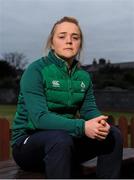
72;36;80;40
58;36;65;39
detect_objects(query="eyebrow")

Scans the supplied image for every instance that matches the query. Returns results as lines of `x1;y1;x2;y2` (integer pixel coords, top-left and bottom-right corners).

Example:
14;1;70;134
58;32;80;36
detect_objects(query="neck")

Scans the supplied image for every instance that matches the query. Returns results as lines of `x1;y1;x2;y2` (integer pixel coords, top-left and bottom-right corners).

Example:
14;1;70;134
54;52;73;68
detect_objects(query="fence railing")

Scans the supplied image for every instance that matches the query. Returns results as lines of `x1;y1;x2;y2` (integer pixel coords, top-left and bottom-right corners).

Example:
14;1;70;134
0;115;134;161
108;115;134;148
0;117;10;161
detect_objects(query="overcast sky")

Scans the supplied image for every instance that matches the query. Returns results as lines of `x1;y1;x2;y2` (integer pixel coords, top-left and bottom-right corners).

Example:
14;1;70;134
0;0;134;65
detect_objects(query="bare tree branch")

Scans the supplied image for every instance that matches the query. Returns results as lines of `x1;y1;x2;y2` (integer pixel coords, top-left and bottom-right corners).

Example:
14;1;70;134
2;52;28;70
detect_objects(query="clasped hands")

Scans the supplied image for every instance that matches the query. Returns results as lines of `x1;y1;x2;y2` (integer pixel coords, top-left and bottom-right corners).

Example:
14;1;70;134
85;115;110;141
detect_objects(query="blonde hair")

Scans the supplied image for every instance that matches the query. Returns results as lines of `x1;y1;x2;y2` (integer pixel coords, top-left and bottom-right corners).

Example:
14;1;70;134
45;16;83;60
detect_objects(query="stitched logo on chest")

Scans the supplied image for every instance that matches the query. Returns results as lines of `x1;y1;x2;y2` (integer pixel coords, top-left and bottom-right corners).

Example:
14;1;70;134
52;80;60;88
81;81;86;91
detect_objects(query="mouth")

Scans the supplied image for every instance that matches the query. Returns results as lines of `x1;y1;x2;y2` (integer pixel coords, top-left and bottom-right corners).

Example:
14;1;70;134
64;48;73;51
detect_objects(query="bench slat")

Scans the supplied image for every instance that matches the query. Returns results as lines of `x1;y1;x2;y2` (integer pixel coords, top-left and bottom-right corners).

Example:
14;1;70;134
0;148;134;179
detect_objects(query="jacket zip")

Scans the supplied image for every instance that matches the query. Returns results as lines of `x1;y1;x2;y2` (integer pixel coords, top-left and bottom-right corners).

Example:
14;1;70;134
67;69;72;106
68;78;71;106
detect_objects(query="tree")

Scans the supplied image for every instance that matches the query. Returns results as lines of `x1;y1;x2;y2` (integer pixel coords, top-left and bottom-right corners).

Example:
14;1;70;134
92;58;97;66
2;52;27;70
0;60;17;78
99;58;106;65
0;60;18;88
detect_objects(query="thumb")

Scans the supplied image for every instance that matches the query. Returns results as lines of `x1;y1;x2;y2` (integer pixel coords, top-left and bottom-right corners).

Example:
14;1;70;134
100;119;107;126
96;115;108;122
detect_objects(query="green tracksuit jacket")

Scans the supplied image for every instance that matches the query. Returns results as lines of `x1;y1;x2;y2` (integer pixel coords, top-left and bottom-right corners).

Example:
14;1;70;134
11;50;101;146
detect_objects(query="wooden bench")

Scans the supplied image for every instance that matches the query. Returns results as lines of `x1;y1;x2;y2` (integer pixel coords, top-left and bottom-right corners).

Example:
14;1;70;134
0;148;134;179
0;159;45;179
1;116;134;178
81;147;134;178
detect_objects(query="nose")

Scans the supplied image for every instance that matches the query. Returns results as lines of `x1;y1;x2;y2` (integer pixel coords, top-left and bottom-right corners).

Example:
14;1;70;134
66;35;72;44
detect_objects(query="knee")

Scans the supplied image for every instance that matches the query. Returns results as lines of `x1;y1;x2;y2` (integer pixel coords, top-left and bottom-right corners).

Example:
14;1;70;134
54;130;74;149
110;126;123;147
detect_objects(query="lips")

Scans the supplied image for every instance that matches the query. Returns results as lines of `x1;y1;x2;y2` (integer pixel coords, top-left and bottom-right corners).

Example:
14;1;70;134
64;48;73;50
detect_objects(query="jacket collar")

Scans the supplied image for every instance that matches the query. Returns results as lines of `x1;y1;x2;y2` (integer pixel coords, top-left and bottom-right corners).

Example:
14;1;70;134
46;50;79;73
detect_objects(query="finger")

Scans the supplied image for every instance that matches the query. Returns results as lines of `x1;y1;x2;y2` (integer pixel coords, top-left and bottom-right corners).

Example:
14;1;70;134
101;115;108;120
100;120;106;126
105;123;111;132
95;134;107;140
99;127;109;133
96;115;108;122
96;130;108;137
100;122;110;131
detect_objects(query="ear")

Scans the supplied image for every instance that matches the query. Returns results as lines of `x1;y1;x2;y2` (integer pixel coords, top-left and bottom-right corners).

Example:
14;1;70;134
51;43;54;50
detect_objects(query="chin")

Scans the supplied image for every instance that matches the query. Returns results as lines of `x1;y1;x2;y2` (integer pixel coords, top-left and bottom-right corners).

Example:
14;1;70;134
61;53;76;59
63;55;75;60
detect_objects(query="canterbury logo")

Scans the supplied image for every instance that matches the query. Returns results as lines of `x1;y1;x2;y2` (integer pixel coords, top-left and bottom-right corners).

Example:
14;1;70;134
52;80;60;88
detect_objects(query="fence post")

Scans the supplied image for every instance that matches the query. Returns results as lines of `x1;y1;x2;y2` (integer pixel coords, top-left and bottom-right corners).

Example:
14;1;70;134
0;117;10;160
108;115;115;125
130;116;134;148
118;116;128;147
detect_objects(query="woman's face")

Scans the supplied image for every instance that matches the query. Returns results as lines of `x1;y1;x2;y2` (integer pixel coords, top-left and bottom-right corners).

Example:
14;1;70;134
51;22;81;61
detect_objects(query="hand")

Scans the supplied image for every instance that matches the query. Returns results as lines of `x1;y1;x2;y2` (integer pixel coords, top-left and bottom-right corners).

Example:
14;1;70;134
84;115;110;140
97;119;110;140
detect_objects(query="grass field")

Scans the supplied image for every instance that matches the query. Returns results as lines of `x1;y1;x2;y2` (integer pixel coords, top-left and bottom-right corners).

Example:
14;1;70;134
0;105;16;126
0;104;134;127
103;110;134;122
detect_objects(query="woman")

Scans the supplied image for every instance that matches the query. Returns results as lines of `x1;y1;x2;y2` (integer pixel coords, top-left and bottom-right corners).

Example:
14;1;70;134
11;16;123;178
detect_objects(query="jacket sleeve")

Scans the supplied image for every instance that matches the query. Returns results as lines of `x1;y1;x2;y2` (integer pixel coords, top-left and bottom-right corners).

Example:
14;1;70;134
79;80;102;120
20;63;85;137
